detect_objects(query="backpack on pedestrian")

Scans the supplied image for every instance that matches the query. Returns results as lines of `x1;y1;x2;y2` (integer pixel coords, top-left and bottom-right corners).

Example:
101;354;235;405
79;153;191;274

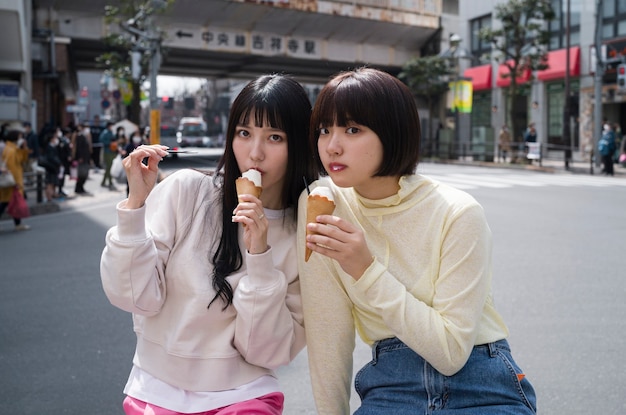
598;134;611;156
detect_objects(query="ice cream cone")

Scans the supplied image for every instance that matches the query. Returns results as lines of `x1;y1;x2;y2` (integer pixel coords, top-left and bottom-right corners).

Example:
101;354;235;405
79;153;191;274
305;194;336;262
236;177;262;200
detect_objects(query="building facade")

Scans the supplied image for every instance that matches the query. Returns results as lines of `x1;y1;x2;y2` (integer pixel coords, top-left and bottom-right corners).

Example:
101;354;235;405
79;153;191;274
456;0;626;161
1;0;443;132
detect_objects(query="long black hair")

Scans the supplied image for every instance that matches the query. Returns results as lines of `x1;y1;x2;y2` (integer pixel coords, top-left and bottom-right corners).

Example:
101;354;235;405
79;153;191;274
209;74;318;309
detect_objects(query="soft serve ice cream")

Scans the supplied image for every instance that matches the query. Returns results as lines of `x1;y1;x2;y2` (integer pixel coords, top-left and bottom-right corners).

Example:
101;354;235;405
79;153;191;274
236;169;262;200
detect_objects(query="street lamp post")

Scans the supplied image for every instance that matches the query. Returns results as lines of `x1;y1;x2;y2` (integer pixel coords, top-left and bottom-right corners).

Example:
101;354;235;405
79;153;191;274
593;0;604;173
563;0;572;170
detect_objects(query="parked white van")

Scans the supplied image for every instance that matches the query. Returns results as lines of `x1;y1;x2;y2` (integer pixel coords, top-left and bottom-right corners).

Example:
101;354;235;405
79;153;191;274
177;117;216;147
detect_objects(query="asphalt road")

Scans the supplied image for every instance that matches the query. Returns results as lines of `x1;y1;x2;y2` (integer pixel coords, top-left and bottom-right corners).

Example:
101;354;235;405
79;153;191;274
1;160;625;414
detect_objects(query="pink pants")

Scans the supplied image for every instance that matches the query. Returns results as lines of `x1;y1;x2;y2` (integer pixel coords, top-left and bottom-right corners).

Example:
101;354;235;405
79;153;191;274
123;393;284;415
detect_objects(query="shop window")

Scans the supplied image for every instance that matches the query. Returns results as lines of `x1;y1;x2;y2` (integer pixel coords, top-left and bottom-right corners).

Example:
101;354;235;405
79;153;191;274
546;81;579;146
471;92;491;128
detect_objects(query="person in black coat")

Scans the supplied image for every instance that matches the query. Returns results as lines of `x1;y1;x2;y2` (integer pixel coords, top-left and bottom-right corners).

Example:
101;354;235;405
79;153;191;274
56;127;72;198
40;132;62;202
72;125;92;195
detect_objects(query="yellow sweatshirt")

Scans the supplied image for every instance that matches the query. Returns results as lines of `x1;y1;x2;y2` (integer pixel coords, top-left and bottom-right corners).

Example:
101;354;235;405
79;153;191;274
297;175;509;415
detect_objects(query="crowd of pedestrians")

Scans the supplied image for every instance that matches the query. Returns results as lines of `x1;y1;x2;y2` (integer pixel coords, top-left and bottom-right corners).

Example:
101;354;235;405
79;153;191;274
0;118;146;230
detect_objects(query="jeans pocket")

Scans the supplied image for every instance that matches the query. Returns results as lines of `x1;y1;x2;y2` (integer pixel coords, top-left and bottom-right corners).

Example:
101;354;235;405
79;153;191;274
495;349;537;413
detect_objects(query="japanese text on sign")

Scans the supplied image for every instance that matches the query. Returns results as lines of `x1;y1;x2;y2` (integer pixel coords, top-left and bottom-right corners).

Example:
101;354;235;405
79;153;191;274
200;30;319;59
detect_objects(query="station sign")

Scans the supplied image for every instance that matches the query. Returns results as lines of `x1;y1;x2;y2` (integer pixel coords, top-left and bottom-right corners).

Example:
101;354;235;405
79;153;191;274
165;27;321;60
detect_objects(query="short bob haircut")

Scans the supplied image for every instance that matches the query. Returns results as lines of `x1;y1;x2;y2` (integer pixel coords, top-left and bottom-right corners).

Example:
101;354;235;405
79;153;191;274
310;67;421;177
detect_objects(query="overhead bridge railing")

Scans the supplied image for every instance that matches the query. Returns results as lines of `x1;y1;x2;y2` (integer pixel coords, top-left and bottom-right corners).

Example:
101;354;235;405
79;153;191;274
327;0;441;15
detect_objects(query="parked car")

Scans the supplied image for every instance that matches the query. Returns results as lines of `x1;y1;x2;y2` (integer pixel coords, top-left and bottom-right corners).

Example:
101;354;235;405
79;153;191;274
177;117;216;147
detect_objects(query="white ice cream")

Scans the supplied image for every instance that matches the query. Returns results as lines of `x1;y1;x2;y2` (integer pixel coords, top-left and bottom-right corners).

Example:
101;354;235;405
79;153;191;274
310;186;334;202
242;169;262;187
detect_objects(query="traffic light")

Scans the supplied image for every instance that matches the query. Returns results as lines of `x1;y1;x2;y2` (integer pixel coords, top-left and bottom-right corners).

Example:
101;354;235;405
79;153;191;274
162;96;174;109
618;64;626;91
184;97;195;110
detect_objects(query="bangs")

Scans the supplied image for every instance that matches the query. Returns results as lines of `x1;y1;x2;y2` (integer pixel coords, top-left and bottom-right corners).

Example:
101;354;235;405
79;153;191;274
238;102;286;133
313;77;377;129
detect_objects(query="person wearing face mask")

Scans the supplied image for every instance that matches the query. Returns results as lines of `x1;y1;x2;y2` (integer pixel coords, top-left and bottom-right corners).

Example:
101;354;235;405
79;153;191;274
40;131;62;202
124;131;144;155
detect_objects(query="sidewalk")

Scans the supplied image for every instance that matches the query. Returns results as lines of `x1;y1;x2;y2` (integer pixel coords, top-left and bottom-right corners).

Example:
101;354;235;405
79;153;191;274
5;155;625;221
1;167;127;221
439;153;626;178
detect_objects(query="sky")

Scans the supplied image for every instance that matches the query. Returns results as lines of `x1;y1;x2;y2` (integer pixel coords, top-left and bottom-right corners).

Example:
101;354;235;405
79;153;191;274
156;75;205;97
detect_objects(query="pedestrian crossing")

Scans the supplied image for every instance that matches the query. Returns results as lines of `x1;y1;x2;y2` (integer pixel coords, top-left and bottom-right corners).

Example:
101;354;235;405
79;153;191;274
420;172;626;190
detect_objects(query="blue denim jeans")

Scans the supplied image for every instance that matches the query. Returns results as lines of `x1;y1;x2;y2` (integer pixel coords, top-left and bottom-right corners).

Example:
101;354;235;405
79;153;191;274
354;338;536;414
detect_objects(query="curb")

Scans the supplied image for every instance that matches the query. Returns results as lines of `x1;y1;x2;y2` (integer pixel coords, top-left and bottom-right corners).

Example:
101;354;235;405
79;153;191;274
425;157;626;178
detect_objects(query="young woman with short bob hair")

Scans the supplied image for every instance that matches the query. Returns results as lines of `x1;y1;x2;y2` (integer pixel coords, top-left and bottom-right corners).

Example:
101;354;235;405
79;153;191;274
298;67;537;414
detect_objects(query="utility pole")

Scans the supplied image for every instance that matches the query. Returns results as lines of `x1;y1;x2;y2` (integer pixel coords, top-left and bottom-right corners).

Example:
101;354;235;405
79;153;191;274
120;0;166;144
593;0;604;173
147;13;162;145
563;0;571;169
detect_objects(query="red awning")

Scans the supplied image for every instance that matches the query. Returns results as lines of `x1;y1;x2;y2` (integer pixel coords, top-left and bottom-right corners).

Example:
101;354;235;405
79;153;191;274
496;60;531;87
536;47;581;81
463;64;492;91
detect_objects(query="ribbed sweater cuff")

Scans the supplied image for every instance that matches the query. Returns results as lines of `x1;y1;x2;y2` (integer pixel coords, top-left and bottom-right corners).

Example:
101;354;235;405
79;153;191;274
116;199;149;242
244;247;277;288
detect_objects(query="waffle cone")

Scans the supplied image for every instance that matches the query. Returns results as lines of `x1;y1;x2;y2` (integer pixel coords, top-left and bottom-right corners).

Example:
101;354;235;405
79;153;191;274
305;195;336;262
236;177;262;200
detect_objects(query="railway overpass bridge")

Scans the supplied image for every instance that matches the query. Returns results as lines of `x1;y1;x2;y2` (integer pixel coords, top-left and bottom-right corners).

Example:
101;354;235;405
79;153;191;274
2;0;444;127
42;0;441;82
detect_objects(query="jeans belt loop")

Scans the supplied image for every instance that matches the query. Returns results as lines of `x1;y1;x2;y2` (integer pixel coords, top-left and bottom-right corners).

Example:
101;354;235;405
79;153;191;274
487;341;498;358
372;341;380;363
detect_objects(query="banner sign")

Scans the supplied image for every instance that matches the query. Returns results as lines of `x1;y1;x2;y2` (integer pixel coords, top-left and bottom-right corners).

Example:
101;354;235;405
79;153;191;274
449;80;473;113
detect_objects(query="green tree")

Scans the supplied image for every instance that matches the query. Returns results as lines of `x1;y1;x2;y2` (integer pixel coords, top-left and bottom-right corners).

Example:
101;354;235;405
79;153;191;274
399;55;454;157
96;0;173;124
479;0;554;142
